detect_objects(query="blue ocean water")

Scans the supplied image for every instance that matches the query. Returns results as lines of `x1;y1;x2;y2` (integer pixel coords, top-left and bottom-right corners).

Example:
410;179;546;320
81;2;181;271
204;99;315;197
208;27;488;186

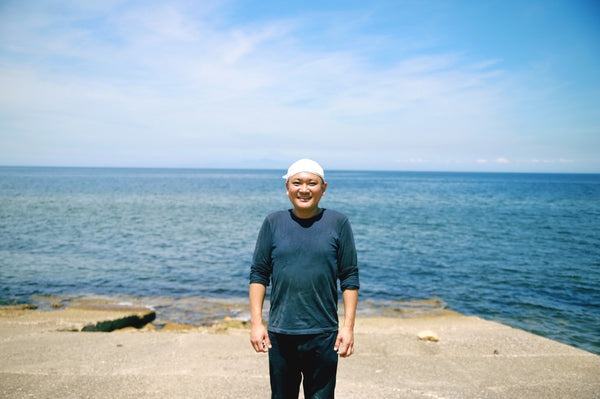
1;167;599;354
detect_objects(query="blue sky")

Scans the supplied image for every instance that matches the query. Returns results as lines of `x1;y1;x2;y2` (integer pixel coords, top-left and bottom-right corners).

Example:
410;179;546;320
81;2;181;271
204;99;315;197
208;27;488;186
1;0;598;172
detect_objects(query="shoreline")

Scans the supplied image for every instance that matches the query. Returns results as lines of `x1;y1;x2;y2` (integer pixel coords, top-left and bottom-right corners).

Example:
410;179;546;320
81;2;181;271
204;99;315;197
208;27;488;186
3;294;455;327
4;294;599;356
1;304;599;398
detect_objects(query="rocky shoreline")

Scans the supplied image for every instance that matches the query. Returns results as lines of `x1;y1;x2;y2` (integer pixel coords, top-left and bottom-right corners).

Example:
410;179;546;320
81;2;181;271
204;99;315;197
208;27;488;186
0;302;251;333
3;295;456;330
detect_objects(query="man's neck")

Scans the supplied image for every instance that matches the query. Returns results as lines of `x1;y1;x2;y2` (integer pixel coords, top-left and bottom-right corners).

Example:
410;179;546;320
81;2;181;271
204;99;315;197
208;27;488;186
292;207;322;219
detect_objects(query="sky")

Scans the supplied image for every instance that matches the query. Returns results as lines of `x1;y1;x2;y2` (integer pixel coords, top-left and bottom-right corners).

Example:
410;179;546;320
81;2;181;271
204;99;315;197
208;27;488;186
1;0;599;173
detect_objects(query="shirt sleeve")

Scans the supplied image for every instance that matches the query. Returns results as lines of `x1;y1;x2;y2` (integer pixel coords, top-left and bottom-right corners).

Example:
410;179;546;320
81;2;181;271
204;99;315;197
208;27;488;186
337;218;360;291
249;217;273;286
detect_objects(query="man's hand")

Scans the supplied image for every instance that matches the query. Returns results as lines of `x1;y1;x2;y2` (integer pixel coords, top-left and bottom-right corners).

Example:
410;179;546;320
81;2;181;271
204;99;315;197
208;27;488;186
250;322;271;353
334;325;354;358
249;283;271;353
335;288;358;358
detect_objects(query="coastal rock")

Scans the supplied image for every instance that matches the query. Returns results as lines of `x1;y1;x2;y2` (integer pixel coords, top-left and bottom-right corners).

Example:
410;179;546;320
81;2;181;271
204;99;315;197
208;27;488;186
162;323;194;331
0;304;156;332
417;330;439;342
77;305;156;332
211;317;250;332
1;304;38;310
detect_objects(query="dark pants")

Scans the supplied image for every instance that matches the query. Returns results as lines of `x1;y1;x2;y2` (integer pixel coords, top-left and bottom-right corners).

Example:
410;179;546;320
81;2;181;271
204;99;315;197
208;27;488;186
268;331;339;399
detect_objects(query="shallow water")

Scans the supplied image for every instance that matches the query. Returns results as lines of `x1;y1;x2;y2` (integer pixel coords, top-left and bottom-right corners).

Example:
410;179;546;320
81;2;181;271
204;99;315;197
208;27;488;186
1;167;598;354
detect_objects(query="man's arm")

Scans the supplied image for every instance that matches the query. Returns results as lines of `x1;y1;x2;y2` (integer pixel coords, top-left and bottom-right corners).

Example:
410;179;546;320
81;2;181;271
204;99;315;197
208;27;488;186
334;288;358;358
249;283;271;353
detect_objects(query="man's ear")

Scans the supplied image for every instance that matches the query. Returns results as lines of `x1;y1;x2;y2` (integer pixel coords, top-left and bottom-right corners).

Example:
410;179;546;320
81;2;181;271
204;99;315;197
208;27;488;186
321;182;327;194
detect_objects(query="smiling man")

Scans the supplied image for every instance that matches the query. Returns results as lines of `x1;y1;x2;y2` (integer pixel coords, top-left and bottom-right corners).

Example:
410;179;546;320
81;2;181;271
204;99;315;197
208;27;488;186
249;159;359;399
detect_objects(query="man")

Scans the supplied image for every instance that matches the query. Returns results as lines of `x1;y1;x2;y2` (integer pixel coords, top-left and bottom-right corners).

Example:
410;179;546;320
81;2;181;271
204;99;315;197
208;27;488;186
249;158;359;399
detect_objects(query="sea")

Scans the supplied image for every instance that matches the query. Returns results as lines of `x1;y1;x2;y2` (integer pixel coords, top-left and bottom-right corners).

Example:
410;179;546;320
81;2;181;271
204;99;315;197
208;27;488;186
1;167;599;355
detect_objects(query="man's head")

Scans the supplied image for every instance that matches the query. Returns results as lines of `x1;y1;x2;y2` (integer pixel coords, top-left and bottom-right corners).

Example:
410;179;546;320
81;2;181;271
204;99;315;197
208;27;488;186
282;159;325;183
283;159;327;218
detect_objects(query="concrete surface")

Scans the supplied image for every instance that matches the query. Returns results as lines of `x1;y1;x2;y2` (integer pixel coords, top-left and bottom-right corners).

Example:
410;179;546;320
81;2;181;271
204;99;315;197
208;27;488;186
1;307;598;398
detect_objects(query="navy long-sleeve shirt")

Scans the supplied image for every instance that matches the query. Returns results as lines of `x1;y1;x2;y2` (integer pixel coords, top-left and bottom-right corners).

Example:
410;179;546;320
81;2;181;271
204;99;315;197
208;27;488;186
250;209;359;334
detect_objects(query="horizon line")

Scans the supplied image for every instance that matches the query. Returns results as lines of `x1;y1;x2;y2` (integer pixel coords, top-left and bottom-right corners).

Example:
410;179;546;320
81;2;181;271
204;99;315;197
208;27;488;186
1;164;599;175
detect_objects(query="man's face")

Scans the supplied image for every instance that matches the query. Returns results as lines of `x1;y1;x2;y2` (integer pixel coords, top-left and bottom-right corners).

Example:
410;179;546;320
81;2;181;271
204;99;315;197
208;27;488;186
285;172;327;218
